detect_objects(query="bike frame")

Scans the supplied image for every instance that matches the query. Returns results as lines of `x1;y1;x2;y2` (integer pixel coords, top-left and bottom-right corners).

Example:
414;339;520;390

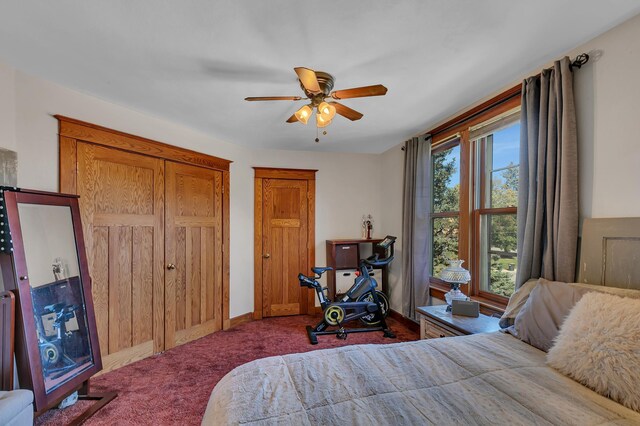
315;260;378;309
299;236;397;344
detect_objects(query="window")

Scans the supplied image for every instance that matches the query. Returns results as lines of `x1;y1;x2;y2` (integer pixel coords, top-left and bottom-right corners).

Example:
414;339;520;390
473;118;519;299
431;142;460;277
427;89;521;307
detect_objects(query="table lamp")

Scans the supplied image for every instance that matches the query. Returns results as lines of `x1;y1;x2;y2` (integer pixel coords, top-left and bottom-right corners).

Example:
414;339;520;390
439;260;470;310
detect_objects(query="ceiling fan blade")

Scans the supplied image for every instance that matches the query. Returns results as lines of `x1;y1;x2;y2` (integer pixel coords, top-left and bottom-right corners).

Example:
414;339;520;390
286;114;298;123
330;102;363;121
331;84;388;100
294;67;321;93
245;96;302;101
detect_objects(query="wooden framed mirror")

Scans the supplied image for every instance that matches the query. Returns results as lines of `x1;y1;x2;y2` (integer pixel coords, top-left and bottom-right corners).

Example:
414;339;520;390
0;187;107;414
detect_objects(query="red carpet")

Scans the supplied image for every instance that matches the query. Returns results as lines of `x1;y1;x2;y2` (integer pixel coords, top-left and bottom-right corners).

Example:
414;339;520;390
36;315;418;425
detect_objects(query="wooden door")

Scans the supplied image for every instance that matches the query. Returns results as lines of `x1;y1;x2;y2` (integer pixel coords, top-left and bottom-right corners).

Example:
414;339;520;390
77;142;164;371
165;161;223;349
261;178;310;317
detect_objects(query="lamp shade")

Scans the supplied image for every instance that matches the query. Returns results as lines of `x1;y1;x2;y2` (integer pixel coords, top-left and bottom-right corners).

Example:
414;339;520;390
317;102;336;121
294;105;312;124
439;260;470;284
316;114;331;128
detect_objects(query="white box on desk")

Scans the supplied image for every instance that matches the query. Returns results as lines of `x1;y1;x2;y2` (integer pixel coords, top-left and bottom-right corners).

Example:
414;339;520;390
336;269;357;294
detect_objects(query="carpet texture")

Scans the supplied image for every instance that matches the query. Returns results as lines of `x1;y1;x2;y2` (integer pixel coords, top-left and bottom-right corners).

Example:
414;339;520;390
36;315;418;425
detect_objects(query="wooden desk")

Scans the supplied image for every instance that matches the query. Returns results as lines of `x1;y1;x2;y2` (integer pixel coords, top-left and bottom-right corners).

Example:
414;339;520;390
416;304;501;339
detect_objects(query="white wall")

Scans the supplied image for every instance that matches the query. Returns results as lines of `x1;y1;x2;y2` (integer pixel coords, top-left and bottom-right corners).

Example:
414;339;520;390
380;13;640;310
0;61;384;318
572;13;640;219
379;146;405;312
0;63;16;150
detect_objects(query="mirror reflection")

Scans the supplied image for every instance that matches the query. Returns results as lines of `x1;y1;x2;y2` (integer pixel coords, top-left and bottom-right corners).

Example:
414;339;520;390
17;203;94;393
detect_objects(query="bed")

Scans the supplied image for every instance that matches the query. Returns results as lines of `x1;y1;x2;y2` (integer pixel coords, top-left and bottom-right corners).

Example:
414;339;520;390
202;218;640;425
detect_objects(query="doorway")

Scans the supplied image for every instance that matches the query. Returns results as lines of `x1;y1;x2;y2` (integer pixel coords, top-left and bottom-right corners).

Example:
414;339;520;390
253;168;316;319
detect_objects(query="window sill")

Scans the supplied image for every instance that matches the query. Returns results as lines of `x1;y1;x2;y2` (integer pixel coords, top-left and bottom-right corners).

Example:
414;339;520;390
429;284;506;316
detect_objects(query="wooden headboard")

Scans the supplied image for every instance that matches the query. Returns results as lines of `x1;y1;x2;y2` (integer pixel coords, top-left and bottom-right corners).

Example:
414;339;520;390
578;218;640;290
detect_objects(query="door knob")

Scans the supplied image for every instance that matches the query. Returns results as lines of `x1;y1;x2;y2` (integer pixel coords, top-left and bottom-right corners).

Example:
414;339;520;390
167;263;176;270
263;254;270;259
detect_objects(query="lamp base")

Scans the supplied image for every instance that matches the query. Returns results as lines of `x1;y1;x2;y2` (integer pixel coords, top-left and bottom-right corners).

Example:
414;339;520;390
445;288;467;308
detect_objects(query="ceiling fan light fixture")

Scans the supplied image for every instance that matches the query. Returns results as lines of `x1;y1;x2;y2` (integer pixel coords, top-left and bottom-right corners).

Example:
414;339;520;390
316;114;331;128
294;105;312;124
245;67;387;129
317;102;336;121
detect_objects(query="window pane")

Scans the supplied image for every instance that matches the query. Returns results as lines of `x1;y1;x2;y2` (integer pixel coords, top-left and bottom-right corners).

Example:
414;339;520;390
491;121;520;170
479;213;517;297
432;216;459;277
432;144;460;213
482;122;520;208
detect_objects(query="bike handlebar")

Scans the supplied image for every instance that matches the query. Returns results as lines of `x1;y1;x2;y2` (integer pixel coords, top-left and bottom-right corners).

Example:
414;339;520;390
363;254;395;267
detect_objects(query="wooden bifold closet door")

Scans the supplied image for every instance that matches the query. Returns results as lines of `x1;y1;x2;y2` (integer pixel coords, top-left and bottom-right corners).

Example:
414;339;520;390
165;162;223;349
77;142;165;371
58;116;230;373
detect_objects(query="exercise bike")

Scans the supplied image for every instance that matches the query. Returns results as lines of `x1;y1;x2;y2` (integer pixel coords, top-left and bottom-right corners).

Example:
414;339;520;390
298;236;397;344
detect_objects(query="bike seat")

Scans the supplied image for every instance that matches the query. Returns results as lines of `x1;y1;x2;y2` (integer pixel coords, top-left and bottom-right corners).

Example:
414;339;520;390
311;266;334;275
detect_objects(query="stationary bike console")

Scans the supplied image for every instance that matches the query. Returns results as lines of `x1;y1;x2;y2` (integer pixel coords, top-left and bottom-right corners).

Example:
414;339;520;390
363;235;396;267
298;236;397;344
377;235;397;249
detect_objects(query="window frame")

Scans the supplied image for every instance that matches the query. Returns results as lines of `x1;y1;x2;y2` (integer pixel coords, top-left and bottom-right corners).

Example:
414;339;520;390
429;137;464;288
472;122;519;304
427;88;521;313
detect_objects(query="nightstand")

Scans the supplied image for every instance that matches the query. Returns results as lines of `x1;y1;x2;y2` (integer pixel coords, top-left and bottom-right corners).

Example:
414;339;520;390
416;304;501;339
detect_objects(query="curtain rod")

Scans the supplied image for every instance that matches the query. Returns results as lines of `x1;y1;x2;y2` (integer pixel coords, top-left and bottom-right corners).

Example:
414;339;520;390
401;53;590;151
570;53;590;69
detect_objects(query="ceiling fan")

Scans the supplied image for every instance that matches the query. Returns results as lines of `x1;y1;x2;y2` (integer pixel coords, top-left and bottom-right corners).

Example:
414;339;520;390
245;67;387;128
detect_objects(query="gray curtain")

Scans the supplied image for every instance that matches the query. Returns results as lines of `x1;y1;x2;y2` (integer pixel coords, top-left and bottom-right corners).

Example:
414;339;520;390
516;57;578;289
402;135;432;320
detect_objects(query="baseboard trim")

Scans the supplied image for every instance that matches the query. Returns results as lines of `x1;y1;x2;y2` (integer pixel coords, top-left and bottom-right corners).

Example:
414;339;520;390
97;341;154;376
388;309;419;333
229;312;254;328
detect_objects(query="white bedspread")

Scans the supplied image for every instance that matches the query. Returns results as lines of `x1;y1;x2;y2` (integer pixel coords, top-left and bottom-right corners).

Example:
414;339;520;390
202;332;640;425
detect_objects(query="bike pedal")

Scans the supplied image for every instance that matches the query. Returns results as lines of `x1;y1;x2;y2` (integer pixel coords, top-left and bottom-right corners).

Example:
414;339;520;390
337;329;348;340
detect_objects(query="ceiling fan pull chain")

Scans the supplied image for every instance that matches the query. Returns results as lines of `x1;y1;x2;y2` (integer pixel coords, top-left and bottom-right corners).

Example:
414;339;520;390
315;126;320;143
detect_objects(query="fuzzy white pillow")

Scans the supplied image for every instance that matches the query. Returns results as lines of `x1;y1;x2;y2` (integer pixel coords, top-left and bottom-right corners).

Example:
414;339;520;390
547;292;640;412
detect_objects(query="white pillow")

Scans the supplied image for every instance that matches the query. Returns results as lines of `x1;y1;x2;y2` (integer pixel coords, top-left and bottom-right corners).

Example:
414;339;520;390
546;292;640;412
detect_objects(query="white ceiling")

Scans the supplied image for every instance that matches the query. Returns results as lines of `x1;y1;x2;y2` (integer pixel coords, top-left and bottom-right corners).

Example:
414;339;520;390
0;1;639;153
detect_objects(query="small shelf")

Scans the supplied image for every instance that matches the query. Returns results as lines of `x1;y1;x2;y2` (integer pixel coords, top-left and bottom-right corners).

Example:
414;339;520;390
325;238;388;300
